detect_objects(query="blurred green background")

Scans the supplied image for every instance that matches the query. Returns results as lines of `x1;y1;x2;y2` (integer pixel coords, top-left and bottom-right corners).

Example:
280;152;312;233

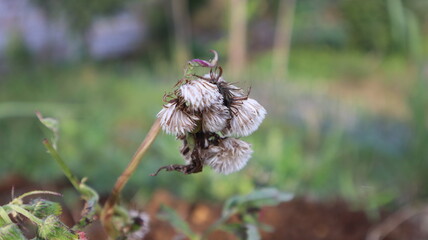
0;0;427;213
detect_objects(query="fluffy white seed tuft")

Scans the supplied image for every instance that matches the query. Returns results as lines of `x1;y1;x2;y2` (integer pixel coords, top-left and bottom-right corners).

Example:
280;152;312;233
157;102;199;136
227;84;246;98
180;79;223;111
203;138;253;174
202;103;230;133
223;98;267;137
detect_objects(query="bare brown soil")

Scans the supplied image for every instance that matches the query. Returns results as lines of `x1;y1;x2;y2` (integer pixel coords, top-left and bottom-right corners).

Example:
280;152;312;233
1;175;426;240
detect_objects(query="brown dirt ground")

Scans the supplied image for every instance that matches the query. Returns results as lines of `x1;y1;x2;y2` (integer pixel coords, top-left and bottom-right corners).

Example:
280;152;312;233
1;175;426;240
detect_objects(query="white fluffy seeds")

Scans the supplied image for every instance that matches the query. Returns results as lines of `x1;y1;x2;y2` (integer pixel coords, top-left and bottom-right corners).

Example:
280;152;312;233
180;79;223;111
203;138;253;174
157;102;199;136
223;98;267;137
202;103;230;133
157;71;266;175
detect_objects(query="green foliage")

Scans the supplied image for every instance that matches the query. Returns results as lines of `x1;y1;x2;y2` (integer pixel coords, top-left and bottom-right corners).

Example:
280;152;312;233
38;216;77;240
25;199;62;219
0;224;27;240
159;205;199;240
5;33;32;68
340;0;392;52
0;191;79;240
221;188;293;217
159;188;292;240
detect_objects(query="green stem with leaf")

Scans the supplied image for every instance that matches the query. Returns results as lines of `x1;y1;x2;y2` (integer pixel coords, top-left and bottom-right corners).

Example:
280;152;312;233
43;139;99;231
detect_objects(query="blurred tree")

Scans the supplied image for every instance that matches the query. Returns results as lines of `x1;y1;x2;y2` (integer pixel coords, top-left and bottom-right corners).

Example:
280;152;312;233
5;32;32;69
340;0;392;52
387;0;423;58
272;0;296;81
403;0;428;24
228;0;247;80
170;0;192;67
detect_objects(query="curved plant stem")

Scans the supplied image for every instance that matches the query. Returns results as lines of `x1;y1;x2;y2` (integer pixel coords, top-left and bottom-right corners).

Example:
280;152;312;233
101;118;161;236
43;139;100;230
12;191;62;203
6;205;43;225
43;139;80;190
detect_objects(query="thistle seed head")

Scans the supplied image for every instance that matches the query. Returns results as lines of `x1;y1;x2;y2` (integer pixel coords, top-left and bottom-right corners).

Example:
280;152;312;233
223;98;267;137
157;101;200;136
201;103;230;133
155;51;266;175
203;138;253;174
179;79;223;111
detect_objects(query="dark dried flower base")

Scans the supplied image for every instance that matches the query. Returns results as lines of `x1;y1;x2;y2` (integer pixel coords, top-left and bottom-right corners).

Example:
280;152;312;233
150;161;203;176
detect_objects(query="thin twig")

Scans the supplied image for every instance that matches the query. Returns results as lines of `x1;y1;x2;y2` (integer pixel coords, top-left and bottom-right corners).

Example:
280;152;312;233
101;118;161;237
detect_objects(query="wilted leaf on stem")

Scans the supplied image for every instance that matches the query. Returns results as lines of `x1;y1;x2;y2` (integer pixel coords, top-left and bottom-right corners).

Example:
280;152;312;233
36;111;60;150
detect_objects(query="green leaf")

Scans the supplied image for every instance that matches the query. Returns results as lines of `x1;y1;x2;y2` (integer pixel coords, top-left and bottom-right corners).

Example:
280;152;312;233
0;207;12;227
0;224;27;240
222;188;293;218
158;205;198;239
25;199;62;219
38;215;78;240
36;112;60;150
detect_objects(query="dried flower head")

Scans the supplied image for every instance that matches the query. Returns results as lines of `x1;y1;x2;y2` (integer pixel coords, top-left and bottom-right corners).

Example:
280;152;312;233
180;79;223;111
154;50;266;175
203;138;253;174
202;103;230;133
223;98;267;137
157;101;200;136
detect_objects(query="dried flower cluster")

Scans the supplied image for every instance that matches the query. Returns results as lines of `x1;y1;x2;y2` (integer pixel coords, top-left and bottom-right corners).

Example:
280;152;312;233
155;51;266;175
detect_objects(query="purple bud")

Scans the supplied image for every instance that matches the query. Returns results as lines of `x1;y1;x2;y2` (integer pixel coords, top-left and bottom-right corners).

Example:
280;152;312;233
188;50;219;68
190;59;211;67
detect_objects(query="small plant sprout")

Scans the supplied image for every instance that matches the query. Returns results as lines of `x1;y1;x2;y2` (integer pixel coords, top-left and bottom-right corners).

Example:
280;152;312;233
153;50;266;175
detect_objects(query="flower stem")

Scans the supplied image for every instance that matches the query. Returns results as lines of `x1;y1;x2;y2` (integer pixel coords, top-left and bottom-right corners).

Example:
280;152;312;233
12;190;62;203
43;139;80;190
43;139;100;230
101;118;161;236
